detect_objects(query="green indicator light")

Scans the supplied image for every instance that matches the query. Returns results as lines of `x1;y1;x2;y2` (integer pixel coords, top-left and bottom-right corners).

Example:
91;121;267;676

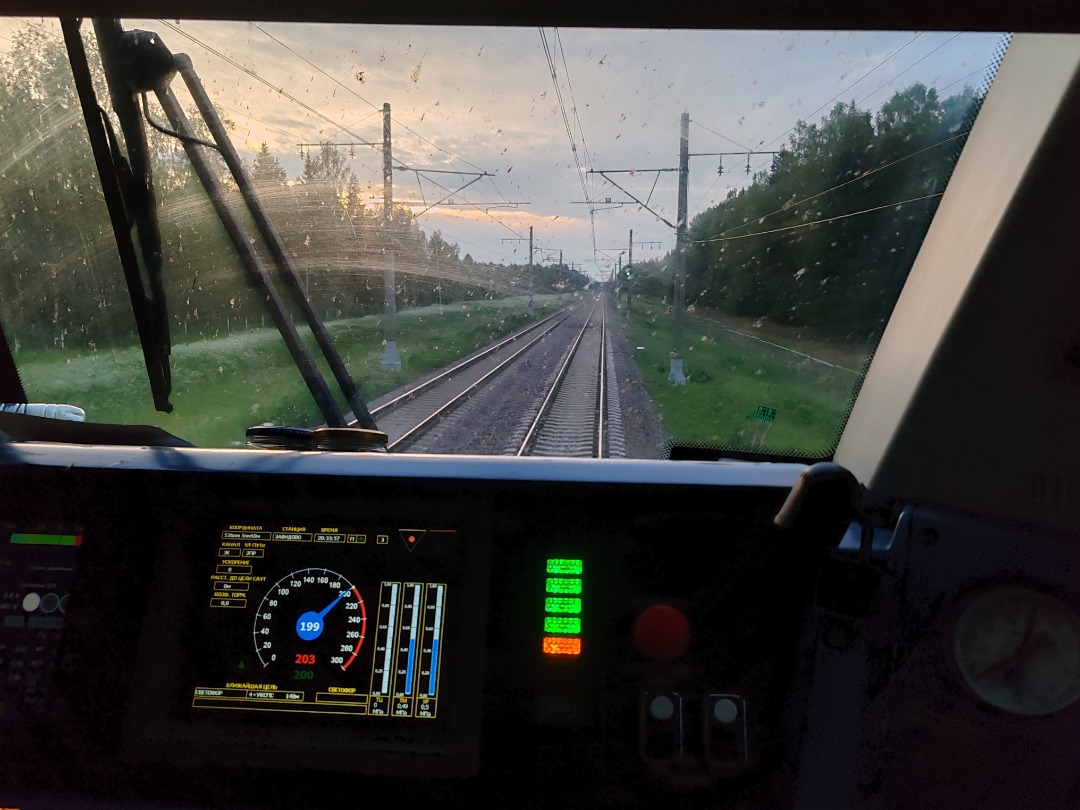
544;617;581;634
547;558;583;575
545;597;581;614
546;577;582;594
9;533;81;546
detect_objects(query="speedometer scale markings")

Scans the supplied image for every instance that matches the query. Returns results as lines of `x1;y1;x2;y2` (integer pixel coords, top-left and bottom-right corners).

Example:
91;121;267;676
253;568;367;671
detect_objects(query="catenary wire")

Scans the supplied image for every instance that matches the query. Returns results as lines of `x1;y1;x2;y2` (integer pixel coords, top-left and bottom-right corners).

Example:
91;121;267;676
158;20;528;242
688;192;943;244
712;131;967;239
539;27;599;269
697;34;967;220
856;34;961;105
690;119;753;153
555;28;600;267
757;32;924;153
939;63;993;94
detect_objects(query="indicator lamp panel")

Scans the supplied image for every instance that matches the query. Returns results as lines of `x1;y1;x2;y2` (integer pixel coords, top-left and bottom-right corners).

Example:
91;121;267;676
543;558;584;656
1;528;79;718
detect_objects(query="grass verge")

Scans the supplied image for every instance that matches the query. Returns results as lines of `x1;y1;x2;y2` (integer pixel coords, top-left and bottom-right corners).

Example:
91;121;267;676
619;295;863;456
16;293;572;447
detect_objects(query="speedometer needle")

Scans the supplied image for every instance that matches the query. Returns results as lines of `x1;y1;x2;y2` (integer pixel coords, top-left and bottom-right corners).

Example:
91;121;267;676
295;589;350;641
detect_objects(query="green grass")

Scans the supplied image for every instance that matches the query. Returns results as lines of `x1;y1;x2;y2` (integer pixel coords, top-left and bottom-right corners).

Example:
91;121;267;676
16;293;572;447
620;296;862;456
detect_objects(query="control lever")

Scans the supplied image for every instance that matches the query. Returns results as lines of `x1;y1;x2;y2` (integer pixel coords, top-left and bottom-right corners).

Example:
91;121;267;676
773;462;861;550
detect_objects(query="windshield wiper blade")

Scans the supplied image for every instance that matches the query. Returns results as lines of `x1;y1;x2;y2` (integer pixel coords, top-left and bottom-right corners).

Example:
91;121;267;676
154;86;350;427
173;54;378;431
61;18;173;412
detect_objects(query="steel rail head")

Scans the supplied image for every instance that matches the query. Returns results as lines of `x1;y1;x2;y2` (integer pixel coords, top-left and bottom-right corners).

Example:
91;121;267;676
372;305;573;417
597;297;606;459
516;299;600;457
386;307;578;451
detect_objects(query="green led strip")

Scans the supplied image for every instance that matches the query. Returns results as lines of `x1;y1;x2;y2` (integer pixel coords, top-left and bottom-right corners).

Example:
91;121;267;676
545;596;581;614
547;558;583;575
10;532;81;546
546;577;582;594
544;616;581;634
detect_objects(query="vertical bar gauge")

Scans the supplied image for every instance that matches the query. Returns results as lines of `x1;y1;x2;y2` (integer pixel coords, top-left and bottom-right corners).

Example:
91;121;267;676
392;582;423;717
368;581;399;716
416;583;445;718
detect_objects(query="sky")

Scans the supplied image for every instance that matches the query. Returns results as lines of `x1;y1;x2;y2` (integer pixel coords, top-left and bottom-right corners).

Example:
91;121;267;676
1;17;1006;278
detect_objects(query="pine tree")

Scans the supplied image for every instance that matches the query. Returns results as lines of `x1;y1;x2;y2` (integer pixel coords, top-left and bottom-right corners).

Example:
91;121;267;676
252;142;287;185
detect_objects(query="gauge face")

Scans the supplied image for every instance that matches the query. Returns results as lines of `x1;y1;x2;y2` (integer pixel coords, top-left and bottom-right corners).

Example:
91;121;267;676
951;586;1080;716
253;568;367;672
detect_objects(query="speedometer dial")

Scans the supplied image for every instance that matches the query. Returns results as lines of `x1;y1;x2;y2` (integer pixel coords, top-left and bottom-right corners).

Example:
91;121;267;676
253;568;368;672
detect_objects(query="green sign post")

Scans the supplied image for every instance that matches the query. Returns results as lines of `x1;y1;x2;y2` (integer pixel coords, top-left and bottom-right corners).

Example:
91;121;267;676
752;404;777;447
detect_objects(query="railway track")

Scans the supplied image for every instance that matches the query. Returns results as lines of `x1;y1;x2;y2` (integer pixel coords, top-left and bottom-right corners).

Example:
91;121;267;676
374;295;626;457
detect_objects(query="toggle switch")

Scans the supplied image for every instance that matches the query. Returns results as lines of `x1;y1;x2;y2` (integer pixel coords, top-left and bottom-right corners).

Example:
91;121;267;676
640;691;682;761
704;693;748;770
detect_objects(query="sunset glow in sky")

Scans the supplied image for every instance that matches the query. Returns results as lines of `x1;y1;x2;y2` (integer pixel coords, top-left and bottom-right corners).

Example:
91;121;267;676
2;17;1005;277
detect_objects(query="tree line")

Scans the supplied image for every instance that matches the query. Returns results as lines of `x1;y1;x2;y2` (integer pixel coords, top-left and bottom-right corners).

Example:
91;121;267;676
628;82;982;345
0;24;586;351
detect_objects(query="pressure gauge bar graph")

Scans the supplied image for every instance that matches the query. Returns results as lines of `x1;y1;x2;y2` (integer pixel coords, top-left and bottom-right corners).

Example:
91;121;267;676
370;580;447;717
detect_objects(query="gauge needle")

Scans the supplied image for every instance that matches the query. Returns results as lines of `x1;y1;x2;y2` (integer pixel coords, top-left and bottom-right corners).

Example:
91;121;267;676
974;608;1041;680
295;590;350;641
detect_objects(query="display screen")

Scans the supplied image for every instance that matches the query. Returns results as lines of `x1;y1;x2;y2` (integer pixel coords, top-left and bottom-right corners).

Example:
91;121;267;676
187;523;458;721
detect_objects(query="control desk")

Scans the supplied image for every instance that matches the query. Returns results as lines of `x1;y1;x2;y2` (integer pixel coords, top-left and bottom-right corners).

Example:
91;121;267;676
0;442;816;809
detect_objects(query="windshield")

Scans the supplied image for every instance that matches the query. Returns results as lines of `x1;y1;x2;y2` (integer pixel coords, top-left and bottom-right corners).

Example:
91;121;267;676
0;19;1007;457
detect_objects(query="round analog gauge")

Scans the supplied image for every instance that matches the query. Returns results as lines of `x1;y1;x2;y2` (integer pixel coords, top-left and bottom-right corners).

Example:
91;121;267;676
951;585;1080;716
253;568;368;672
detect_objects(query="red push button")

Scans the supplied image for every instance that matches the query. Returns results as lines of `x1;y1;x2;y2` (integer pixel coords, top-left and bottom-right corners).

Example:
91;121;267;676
633;604;691;661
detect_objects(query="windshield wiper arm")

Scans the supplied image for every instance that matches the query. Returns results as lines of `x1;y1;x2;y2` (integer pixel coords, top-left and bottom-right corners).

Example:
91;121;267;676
61;18;173;412
154;86;349;427
172;54;378;431
86;20;379;431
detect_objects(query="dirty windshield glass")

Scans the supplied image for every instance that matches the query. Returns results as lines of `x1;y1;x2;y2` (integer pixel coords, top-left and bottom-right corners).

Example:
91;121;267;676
0;19;1007;457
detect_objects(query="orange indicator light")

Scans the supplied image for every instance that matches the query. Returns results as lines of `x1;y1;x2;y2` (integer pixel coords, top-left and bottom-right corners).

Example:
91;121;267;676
543;636;582;656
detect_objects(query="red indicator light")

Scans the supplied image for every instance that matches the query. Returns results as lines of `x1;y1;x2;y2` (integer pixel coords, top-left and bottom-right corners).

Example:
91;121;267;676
633;604;691;662
408;535;416;543
543;637;582;656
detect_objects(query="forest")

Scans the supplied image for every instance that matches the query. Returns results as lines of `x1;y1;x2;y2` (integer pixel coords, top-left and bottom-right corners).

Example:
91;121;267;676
629;81;983;345
0;24;587;352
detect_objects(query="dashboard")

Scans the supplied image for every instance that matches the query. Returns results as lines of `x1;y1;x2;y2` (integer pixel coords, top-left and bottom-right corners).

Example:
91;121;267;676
0;440;820;809
3;9;1080;809
6;441;1080;809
